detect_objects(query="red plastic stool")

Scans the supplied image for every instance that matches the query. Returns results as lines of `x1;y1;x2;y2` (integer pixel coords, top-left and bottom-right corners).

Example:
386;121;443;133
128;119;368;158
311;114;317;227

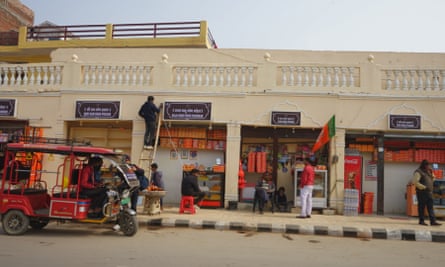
179;196;196;214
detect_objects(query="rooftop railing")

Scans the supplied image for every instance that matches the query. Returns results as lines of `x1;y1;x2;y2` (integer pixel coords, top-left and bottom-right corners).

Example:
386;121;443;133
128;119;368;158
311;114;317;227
0;21;216;48
111;22;201;38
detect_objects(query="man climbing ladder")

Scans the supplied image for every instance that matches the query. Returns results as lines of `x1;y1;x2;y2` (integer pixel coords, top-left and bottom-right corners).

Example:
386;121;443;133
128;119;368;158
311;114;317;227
139;96;163;148
138;98;163;214
138;97;163;181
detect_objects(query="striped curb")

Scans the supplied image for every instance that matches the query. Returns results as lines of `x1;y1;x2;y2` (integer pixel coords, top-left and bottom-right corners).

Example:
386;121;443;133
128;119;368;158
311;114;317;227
145;218;445;243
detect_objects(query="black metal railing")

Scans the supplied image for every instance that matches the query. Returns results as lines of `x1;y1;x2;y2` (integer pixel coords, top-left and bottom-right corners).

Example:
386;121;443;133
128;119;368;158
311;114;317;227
112;21;201;38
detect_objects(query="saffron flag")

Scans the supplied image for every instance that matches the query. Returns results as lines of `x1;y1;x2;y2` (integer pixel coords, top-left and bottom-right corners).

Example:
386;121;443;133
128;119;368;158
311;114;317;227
312;115;336;152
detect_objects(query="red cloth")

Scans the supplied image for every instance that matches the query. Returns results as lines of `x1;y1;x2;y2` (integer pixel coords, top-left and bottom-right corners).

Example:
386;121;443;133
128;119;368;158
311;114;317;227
80;165;95;190
300;163;315;187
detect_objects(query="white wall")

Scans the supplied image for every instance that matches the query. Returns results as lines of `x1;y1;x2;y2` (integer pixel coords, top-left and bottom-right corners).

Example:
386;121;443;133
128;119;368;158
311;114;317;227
151;147;225;205
383;162;417;214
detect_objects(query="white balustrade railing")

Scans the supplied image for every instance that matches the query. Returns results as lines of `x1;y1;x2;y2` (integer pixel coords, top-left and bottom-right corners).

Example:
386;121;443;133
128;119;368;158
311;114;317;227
382;69;445;91
173;66;257;87
0;64;63;89
278;65;359;88
81;64;153;86
3;62;445;95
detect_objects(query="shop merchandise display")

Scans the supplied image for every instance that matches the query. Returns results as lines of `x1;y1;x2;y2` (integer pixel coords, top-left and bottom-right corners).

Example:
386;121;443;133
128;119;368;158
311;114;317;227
158;127;226;150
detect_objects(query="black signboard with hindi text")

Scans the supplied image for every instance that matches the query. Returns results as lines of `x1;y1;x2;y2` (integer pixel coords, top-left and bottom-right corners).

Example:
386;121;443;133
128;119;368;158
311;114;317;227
75;101;120;119
388;114;421;130
163;101;211;121
0;99;16;117
270;111;301;126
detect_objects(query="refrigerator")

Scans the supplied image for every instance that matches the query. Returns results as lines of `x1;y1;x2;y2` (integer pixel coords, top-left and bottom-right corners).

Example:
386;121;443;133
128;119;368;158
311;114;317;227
344;155;363;212
294;168;327;208
196;171;225;208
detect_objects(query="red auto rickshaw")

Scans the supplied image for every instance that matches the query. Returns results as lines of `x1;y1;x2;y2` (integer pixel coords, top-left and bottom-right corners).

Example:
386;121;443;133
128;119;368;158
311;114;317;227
0;137;139;236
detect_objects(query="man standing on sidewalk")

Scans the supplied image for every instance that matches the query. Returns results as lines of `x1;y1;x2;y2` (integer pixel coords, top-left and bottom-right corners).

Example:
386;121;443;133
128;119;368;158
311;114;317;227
412;159;442;226
297;158;315;219
138;96;161;147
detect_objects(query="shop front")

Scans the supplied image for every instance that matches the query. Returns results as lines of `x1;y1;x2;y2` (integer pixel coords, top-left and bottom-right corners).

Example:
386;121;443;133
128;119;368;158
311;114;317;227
346;131;445;215
239;126;328;208
152;101;227;206
66;120;133;155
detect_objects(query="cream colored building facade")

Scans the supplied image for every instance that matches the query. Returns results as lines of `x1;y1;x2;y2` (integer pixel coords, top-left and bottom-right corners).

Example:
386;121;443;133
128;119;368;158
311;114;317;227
2;39;445;214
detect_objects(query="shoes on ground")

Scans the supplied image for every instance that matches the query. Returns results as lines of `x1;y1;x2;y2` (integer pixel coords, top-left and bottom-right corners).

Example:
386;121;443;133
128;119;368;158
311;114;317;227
431;221;442;226
306;215;311;218
419;222;428;226
296;216;306;219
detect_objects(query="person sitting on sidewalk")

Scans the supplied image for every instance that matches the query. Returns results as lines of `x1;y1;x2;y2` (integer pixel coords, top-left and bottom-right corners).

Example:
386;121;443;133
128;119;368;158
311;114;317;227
275;186;289;212
181;168;205;209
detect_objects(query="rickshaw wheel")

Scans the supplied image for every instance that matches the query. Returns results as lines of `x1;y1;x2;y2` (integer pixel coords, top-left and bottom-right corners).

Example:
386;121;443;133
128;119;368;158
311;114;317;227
2;210;30;235
119;212;138;236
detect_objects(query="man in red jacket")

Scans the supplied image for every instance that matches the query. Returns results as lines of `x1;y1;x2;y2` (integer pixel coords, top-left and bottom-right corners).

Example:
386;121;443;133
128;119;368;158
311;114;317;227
297;158;315;219
80;157;108;217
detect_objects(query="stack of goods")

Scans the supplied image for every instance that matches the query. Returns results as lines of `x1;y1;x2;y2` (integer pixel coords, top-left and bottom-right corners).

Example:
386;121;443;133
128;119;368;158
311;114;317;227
414;149;445;163
212;165;225;173
433;169;443;179
247;151;267;173
148;184;163;191
384;149;414;162
362;192;374;214
343;189;359;216
348;143;374;152
207;129;226;139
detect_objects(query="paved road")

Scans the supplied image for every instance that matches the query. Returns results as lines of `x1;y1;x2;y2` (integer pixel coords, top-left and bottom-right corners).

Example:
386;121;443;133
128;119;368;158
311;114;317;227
0;224;443;267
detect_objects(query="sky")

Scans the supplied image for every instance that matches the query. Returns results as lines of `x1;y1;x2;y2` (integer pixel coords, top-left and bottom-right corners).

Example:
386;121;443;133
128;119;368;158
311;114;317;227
20;0;445;52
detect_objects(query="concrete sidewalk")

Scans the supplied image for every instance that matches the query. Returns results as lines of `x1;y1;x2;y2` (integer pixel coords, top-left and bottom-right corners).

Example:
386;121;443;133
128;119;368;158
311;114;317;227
137;206;445;243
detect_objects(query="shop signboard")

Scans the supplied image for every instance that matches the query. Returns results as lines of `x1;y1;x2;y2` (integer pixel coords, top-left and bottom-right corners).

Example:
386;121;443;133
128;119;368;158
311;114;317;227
0;99;16;117
270;111;301;126
365;160;377;181
388;114;421;130
163;101;211;121
75;100;120;119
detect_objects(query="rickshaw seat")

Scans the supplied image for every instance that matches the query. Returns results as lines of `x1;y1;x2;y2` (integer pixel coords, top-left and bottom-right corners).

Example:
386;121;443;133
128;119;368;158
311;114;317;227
4;188;47;195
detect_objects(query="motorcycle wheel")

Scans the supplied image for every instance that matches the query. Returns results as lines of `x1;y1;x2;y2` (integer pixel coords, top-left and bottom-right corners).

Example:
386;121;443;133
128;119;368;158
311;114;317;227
119;212;138;236
2;210;30;235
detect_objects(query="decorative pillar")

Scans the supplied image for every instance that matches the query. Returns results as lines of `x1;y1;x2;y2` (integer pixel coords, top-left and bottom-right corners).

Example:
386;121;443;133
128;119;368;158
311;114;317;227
224;122;241;206
328;128;345;213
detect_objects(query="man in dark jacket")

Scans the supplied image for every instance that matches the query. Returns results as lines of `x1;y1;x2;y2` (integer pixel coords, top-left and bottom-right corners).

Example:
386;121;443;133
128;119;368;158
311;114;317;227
412;159;442;226
181;168;205;208
138;96;161;147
